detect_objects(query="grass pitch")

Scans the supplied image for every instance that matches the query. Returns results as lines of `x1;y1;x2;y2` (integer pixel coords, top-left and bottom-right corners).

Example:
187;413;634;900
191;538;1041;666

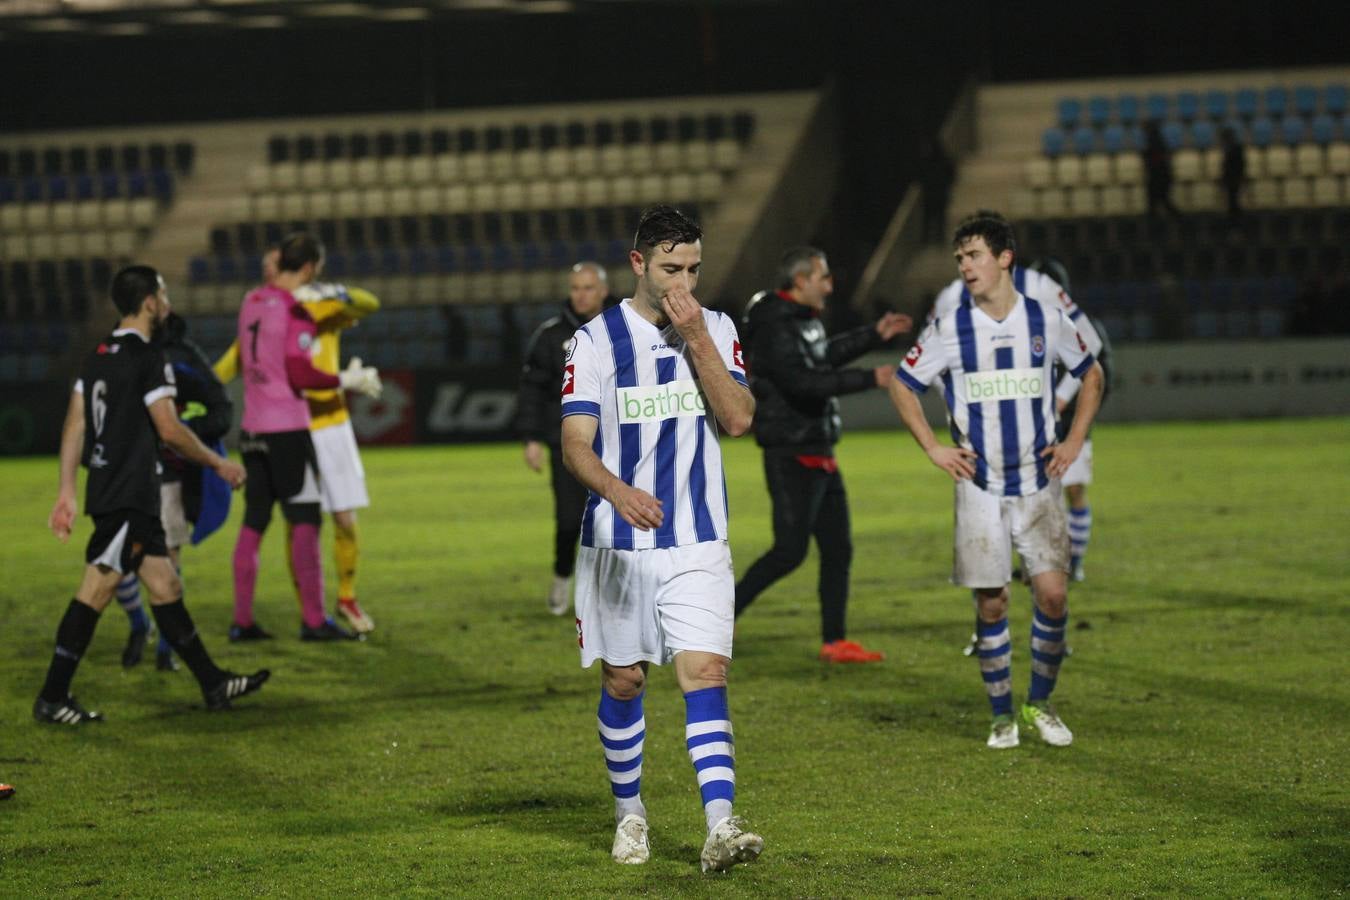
2;418;1347;897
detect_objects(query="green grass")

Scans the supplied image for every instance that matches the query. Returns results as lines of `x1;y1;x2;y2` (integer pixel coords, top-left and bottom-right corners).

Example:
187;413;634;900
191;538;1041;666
2;418;1348;897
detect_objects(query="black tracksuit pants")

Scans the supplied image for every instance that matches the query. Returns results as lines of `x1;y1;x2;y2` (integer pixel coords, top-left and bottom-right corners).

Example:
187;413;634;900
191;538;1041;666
549;444;589;578
734;451;853;643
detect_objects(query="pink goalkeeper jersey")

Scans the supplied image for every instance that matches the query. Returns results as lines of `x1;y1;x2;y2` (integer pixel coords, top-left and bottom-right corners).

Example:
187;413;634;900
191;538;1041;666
239;285;334;433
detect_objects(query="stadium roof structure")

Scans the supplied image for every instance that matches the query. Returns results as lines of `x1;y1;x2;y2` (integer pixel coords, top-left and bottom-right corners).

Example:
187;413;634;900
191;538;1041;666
0;0;779;42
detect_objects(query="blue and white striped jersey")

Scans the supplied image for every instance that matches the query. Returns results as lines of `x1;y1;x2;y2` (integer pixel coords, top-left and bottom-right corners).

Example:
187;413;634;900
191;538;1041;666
561;300;748;550
930;266;1103;358
897;294;1096;498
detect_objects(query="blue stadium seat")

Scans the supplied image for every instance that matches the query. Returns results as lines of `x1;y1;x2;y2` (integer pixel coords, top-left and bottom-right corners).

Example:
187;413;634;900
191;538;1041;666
1071;126;1097;155
546;239;571;269
1176;91;1200;121
325;252;349;279
1310;114;1337;144
1056;97;1081;129
99;172;121;198
1087;96;1110;127
1041;127;1067;157
408;245;433;276
1190;120;1216;150
1145;93;1169;122
1161;121;1185;150
463;244;486;273
1279;117;1306;145
433;245;458;274
1293;85;1318;117
47;174;69;201
1263;86;1288;118
1204;90;1229;121
216;256;239;283
188;257;211;285
1101;124;1126;153
1249;118;1275;147
378;248;402;276
351;250;375;278
1115;94;1139;125
519;241;542;271
1234;88;1259;119
21;177;43;202
126;171;149;198
73;174;95;201
1326;83;1348;116
0;178;14;205
151;169;174;203
147;143;168;172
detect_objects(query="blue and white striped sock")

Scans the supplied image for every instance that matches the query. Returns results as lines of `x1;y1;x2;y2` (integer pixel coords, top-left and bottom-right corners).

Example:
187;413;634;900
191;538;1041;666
976;618;1013;717
116;574;148;633
685;686;735;832
597;689;645;823
1068;506;1092;563
1028;607;1068;703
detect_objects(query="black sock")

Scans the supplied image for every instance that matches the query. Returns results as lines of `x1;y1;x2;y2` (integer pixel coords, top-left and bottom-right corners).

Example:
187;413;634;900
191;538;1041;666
151;598;224;688
40;599;102;703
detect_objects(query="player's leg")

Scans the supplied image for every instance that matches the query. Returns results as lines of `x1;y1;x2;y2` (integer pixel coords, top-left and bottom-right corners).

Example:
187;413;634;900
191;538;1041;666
1014;486;1073;746
954;481;1019;748
34;561;122;724
734;454;820;620
115;570;150;668
314;422;373;633
1063;439;1093;582
231;432;276;640
277;431;351;639
577;546;654;864
664;542;762;873
140;551;270;711
814;470;882;663
599;660;650;864
547;446;588;615
155;482;191;671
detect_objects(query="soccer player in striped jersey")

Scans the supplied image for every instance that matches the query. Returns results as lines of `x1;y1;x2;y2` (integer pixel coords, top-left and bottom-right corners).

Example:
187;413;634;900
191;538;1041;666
889;212;1104;750
561;205;763;872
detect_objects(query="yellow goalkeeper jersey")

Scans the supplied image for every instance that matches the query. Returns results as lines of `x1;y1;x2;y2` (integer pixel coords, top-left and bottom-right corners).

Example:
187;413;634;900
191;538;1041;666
214;283;380;430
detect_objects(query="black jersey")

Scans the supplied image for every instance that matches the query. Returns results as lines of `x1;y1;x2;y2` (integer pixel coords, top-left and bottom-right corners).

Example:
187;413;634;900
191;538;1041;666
77;328;177;517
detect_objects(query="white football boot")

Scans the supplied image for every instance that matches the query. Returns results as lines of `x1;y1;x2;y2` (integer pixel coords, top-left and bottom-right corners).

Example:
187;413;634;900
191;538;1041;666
700;816;763;873
611;814;650;865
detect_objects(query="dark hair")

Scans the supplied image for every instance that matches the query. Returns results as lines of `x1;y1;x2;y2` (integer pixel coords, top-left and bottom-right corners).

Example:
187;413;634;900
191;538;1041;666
633;204;702;258
110;264;162;317
952;210;1017;260
777;246;825;291
277;231;324;273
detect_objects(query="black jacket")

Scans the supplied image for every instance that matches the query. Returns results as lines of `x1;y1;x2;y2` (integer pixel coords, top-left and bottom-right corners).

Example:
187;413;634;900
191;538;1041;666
515;296;617;446
155;312;233;483
742;291;884;454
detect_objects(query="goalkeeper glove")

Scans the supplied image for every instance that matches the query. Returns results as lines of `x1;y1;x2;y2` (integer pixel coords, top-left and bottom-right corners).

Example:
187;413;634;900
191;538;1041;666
338;357;382;399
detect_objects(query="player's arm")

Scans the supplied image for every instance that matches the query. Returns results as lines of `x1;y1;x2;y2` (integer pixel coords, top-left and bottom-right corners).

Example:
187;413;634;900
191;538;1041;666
561;414;663;531
664;288;753;436
516;323;556;471
824;312;912;367
754;315;889;399
1043;362;1103;478
149;398;245;489
213;341;240;384
49;389;84;541
887;376;976;481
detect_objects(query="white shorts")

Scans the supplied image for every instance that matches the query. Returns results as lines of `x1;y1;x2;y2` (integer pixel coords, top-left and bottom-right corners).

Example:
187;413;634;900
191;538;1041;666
311;419;369;513
953;479;1070;588
160;481;190;549
1062;438;1093;487
574;540;734;668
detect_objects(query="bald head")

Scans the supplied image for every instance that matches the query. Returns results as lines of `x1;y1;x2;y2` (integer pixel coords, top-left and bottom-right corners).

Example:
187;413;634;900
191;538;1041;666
568;261;608;321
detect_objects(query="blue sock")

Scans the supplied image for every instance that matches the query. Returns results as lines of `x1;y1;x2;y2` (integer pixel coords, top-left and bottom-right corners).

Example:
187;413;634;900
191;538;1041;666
597;689;645;822
1068;506;1092;563
684;686;735;832
976;618;1013;718
1029;607;1068;703
116;574;148;633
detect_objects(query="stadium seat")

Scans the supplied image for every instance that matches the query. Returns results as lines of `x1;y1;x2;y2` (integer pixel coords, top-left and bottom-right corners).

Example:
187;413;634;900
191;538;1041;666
1203;90;1229;121
1101;124;1126;154
1293;84;1318;118
1056;97;1081;129
1145;93;1169;122
1042;127;1066;157
1311;175;1343;207
1162;121;1185;150
1176;91;1199;121
1083;153;1112;186
1280;176;1311;207
1173;149;1202;182
1249;118;1275;147
1071;127;1096;156
1264;86;1288;119
1279;118;1306;145
1309;114;1337;145
1190;120;1216;150
1294;144;1324;177
1116;93;1139;125
1264;144;1293;177
1087;95;1111;128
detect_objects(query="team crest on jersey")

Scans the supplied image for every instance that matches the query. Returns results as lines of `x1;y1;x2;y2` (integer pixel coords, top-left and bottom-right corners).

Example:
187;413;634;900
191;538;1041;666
1031;335;1045;358
561;364;575;396
904;343;923;367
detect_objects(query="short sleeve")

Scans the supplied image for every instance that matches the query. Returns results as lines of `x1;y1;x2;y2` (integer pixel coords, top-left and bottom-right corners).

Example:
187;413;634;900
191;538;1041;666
141;347;177;408
711;311;747;386
560;328;602;419
894;320;948;393
1053;308;1095;378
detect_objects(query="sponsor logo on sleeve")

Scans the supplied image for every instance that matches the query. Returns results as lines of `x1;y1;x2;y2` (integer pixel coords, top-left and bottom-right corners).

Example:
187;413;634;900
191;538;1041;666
561;364;575;396
903;343;923;368
732;340;744;369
